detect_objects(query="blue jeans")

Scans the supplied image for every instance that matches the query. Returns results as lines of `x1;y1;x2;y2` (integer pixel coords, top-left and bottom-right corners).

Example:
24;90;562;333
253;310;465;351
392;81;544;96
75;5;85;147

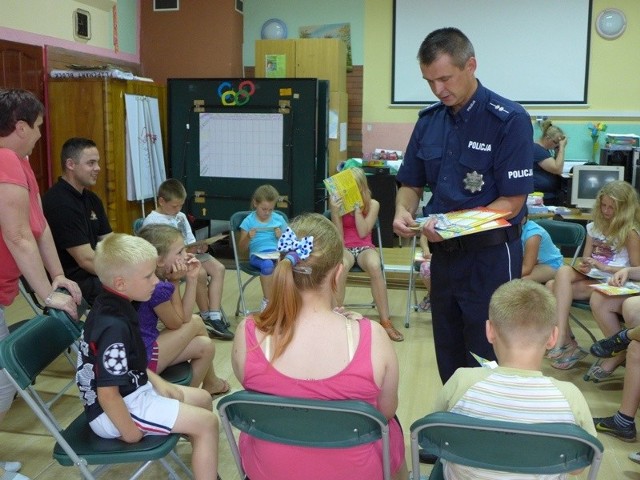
250;254;276;275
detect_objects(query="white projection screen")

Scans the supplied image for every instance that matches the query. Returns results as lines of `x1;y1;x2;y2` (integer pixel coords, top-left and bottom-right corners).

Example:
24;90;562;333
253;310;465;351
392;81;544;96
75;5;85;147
392;0;591;105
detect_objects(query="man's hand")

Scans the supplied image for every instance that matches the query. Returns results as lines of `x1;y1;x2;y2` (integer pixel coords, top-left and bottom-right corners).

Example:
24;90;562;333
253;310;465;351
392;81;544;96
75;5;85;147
392;207;417;238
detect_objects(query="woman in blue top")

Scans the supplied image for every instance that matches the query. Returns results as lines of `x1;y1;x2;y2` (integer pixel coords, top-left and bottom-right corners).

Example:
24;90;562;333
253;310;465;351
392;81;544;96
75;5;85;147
521;213;563;284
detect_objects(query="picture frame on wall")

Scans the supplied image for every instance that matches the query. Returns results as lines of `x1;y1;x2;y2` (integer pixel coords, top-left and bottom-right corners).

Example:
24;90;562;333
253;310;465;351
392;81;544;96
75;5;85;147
235;0;243;14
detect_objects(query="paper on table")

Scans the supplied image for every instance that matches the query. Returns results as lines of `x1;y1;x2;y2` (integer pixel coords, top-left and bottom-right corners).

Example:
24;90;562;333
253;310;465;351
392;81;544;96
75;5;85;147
253;251;280;260
185;233;228;249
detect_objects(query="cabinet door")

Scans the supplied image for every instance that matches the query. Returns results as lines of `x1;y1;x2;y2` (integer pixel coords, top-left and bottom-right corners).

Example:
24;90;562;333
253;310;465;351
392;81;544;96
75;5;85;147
48;79;108;203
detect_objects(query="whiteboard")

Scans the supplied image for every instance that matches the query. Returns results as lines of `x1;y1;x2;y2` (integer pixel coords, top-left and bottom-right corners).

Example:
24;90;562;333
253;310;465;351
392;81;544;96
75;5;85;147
392;0;591;105
199;112;284;179
124;94;166;202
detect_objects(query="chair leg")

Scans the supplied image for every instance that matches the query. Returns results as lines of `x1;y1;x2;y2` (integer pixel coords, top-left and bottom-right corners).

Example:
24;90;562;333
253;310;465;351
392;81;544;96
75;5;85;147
570;313;598;344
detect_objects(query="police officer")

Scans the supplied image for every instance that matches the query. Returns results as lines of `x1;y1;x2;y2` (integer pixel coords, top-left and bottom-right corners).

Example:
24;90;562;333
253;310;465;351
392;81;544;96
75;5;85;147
393;28;533;384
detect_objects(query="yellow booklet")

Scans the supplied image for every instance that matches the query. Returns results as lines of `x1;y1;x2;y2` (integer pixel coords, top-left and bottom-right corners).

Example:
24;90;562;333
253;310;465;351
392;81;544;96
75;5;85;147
323;169;364;216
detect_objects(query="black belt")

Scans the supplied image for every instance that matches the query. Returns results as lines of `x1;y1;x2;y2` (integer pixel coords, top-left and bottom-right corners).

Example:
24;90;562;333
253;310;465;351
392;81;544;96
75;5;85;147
429;224;521;253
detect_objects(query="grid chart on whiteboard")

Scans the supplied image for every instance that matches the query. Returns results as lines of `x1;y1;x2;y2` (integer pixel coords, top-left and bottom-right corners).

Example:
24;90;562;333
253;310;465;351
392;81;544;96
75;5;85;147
199;112;284;179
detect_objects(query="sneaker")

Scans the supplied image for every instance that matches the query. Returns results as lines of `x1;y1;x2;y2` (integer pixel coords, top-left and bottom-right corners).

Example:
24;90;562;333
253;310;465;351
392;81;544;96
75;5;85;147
0;463;21;473
630;451;640;465
590;329;630;358
204;318;234;340
0;472;30;480
417;295;431;312
594;415;636;442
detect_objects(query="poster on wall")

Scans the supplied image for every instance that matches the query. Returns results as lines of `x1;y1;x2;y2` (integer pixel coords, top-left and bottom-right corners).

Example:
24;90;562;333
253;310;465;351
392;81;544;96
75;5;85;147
124;94;166;204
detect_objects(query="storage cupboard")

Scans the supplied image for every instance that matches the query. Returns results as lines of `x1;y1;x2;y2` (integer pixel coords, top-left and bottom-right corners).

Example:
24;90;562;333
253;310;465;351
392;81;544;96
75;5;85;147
47;78;167;234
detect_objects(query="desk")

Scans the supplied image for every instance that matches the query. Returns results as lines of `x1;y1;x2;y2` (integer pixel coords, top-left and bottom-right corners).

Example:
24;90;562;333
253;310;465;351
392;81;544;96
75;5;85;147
529;208;592;225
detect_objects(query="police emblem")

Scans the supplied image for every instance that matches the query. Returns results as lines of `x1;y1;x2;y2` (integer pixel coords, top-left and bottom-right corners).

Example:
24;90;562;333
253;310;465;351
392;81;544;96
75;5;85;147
463;171;484;193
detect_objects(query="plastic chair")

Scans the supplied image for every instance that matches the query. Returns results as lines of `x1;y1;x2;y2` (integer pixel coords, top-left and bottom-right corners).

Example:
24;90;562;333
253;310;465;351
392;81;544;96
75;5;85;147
218;390;391;480
323;210;387;310
0;313;193;480
132;217;144;234
229;210;289;317
533;219;597;343
410;411;603;480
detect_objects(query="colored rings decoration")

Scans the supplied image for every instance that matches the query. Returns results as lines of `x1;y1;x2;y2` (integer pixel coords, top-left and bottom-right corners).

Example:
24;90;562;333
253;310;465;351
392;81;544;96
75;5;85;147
217;80;256;106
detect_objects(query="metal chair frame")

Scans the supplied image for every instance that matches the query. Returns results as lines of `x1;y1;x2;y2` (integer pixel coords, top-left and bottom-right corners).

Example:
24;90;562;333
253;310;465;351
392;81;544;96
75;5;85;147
0;312;193;480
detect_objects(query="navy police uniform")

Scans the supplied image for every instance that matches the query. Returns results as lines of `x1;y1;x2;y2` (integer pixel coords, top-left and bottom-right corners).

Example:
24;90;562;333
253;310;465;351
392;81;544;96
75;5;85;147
397;81;533;382
42;177;112;305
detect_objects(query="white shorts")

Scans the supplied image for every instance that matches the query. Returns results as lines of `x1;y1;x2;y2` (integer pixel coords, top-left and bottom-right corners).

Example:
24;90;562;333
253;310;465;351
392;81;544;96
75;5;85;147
89;382;180;438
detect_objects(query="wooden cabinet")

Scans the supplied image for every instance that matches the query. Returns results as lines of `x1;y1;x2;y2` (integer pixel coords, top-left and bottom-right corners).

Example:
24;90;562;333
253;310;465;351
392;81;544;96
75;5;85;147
255;39;348;174
47;78;167;234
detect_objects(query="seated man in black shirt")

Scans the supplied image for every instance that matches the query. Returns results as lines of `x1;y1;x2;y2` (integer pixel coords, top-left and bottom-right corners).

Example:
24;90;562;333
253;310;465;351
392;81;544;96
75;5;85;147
42;137;112;304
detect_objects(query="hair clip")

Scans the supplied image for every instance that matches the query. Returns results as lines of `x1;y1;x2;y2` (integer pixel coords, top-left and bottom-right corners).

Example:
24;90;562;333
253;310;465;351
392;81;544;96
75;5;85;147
292;265;312;275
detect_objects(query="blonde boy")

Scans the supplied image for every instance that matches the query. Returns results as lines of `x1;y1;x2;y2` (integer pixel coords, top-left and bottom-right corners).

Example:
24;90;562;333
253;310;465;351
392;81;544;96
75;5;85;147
143;178;233;340
433;279;596;479
76;233;219;480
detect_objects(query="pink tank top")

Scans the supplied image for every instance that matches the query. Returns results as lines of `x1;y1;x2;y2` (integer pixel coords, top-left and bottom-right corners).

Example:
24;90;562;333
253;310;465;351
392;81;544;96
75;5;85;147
239;317;404;480
341;212;374;249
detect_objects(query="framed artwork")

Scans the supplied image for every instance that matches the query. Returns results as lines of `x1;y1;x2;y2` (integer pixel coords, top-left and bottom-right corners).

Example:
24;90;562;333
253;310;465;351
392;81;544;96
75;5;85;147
153;0;179;11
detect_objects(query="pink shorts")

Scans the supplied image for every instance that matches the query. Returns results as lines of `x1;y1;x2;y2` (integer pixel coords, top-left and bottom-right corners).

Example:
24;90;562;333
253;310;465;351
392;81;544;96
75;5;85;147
89;382;179;438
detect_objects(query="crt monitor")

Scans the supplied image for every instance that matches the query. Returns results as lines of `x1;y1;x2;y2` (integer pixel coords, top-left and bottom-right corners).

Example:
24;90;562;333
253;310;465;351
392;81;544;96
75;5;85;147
570;164;625;210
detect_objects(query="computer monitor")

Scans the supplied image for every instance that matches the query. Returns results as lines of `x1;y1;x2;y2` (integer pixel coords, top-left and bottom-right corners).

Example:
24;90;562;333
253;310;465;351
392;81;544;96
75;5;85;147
570;164;625;210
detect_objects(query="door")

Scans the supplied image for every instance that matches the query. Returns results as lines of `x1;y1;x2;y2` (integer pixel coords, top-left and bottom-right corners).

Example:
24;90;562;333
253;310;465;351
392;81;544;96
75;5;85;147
0;40;48;193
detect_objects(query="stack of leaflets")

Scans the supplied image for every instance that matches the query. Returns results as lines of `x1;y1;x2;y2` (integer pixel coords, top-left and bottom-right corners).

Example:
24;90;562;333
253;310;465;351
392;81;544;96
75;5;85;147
411;208;511;240
323;169;363;216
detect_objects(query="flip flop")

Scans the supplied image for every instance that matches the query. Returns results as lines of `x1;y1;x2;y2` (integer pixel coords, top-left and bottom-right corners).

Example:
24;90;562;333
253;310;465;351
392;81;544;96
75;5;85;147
550;345;588;370
380;320;404;342
546;339;578;359
209;379;231;397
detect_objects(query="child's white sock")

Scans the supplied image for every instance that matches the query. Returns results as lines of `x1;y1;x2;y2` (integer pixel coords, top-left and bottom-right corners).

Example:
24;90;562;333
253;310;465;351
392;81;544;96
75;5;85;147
260;298;268;312
208;310;222;321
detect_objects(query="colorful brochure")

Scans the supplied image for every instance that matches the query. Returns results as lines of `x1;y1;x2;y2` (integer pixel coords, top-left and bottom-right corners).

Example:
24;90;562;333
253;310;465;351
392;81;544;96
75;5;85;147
590;282;640;296
323;169;364;216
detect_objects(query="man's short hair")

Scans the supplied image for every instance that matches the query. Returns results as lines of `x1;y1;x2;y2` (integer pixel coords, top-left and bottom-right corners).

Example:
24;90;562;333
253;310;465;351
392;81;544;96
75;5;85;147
0;88;44;137
60;137;98;171
94;233;157;286
417;27;475;69
489;279;557;345
157;178;187;202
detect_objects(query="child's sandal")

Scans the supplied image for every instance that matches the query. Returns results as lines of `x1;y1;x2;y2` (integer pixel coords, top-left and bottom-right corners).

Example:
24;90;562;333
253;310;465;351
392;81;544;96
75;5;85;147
550;345;588;370
380;320;404;342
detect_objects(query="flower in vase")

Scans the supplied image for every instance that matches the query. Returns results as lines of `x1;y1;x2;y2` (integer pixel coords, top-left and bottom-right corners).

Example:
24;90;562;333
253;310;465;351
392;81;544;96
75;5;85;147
588;122;607;162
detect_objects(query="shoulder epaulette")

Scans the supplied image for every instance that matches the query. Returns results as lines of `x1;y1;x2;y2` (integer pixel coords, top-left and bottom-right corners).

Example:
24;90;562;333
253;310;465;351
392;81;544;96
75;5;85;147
486;97;514;121
418;102;443;118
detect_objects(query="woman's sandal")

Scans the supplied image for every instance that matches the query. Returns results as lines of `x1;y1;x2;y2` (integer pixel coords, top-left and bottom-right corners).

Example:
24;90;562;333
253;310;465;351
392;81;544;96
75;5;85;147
209;379;231;397
380;320;404;342
583;360;616;383
546;339;578;359
550;345;588;370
